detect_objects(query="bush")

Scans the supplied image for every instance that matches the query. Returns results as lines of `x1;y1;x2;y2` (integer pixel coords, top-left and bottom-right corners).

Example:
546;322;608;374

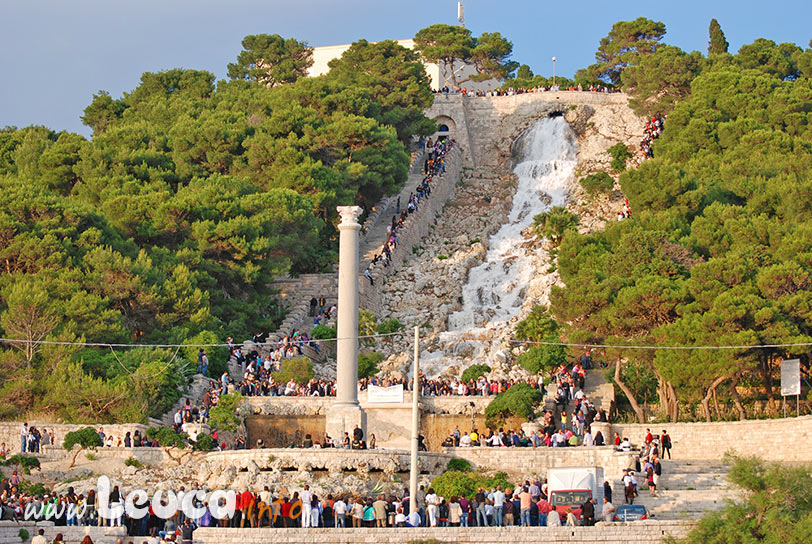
460;364;490;383
358;350;384;379
447;458;472;472
358;309;378;346
183;330;228;380
579;171;614;195
377;318;404;335
146;426;187;449
124;456;142;468
484;383;544;427
193;433;216;451
607;142;632;172
18;481;47;497
516;340;567;375
532;206;578;246
208;392;244;431
430;470;512;500
515;306;559;342
18;529;29;542
63;427;102;451
3;454;41;474
273;357;315;385
310;324;336;340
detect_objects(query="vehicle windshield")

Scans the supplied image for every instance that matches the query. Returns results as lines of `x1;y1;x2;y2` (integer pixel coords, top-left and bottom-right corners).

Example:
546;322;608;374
550;491;590;506
616;506;646;520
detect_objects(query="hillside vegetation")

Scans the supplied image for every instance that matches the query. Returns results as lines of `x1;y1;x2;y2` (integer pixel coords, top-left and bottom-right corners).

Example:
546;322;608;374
550;21;812;422
0;36;435;422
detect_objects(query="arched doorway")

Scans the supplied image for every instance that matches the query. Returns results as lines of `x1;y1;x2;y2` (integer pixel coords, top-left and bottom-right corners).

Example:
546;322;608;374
431;115;457;143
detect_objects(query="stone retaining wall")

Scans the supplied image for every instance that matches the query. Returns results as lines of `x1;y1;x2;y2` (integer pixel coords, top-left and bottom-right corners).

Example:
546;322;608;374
0;522;125;544
591;414;812;462
192;521;694;544
359;148;464;315
244;393;490;416
445;446;634;479
0;423;148;457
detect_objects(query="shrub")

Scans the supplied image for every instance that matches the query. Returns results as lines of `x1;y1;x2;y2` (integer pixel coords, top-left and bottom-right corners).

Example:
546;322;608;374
607;142;632;172
146;426;187;449
208;392;244;431
310;324;336;340
516;341;567;375
85;453;96;461
124;456;142;468
447;458;472;472
183;330;228;380
532;206;578;246
484;383;544;427
193;433;216;451
430;470;512;500
358;350;384;379
18;481;46;497
3;454;41;474
273;357;314;386
377;318;404;335
515;306;559;342
358;309;378;346
460;364;490;383
579;171;614;195
63;427;102;451
18;529;29;542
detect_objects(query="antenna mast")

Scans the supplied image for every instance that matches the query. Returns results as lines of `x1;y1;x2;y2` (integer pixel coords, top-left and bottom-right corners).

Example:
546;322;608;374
457;1;465;27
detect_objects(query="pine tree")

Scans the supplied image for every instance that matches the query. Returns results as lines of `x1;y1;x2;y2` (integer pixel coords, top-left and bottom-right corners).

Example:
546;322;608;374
708;18;729;55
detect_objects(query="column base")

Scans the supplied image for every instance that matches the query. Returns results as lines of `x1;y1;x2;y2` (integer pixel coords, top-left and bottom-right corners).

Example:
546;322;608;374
326;404;367;446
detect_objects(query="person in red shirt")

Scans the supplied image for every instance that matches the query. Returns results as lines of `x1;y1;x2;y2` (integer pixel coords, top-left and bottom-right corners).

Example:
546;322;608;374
614;433;621;446
645;429;653;444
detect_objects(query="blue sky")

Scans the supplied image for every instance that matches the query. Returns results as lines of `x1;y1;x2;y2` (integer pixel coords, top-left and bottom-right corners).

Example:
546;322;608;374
1;0;809;136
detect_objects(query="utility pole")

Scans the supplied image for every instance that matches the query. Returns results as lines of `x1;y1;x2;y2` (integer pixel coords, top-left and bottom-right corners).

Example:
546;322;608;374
409;325;420;514
457;1;465;27
552;57;557;88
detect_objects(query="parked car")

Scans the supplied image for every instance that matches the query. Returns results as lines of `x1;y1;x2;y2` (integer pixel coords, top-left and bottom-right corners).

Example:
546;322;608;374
613;504;652;522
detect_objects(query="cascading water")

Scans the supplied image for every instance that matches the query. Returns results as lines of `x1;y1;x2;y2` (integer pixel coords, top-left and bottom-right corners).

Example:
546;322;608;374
447;115;577;332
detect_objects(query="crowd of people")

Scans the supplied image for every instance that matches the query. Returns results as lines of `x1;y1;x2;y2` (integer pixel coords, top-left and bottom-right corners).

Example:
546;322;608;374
364;138;455;286
435;84;621;97
638;114;666;160
16;424;54;454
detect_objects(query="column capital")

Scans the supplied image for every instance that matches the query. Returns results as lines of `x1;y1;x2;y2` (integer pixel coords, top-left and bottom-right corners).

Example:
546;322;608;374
336;206;363;229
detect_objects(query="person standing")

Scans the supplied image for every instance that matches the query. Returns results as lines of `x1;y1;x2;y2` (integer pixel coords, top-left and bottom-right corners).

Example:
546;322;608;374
20;423;28;453
492;486;505;527
602;496;616;522
660;430;672;459
300;485;312;528
581;497;595;526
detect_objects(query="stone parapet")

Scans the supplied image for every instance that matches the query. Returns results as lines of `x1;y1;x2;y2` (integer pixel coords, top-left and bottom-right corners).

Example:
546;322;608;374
445;446;634;479
594;414;812;462
0;522;125;544
244;392;491;416
192;521;694;543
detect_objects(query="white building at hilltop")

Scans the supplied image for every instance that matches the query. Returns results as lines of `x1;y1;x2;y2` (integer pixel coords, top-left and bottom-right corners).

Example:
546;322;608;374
308;39;500;92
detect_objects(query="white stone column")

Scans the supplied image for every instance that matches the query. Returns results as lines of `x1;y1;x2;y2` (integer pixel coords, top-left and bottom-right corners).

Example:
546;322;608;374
326;206;366;442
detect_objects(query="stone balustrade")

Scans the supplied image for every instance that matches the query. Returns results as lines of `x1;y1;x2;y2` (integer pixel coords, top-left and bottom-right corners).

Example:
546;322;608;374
0;522;125;544
244;392;491;416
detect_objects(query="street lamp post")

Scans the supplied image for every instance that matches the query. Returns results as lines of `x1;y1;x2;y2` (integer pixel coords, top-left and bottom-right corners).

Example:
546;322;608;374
552;57;557;88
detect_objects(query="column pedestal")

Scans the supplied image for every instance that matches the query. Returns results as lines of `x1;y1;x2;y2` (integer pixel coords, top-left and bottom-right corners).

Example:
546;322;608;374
326;404;367;446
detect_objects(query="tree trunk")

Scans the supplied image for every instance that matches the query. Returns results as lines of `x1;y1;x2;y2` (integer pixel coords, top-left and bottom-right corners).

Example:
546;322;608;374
729;372;747;420
615;357;646;424
760;354;776;414
712;387;722;420
667;381;680;422
701;376;727;422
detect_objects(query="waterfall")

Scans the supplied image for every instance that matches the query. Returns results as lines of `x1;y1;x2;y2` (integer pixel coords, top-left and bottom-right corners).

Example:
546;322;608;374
447;116;577;331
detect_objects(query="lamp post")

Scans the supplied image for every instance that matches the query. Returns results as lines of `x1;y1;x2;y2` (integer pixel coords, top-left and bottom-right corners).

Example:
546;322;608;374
552;57;557;88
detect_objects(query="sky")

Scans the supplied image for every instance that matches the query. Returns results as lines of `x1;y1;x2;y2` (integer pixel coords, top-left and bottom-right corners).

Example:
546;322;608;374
1;0;810;136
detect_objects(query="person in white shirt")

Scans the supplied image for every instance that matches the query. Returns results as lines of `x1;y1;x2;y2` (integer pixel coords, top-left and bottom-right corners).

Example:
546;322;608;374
492;487;505;527
333;498;348;528
547;509;561;526
583;430;594;447
460;434;472;447
619;438;632;451
300;485;312;528
407;510;421;527
31;529;47;544
425;489;440;527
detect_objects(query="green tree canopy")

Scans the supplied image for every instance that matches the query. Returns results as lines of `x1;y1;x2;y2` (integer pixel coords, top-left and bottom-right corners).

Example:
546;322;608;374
227;34;313;86
708;19;729;55
578;17;667;85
